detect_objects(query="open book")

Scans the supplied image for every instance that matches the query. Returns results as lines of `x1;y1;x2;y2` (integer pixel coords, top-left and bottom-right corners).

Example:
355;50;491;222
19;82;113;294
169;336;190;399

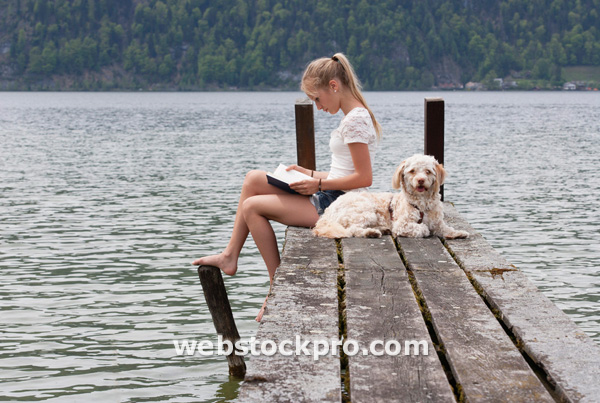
266;164;312;194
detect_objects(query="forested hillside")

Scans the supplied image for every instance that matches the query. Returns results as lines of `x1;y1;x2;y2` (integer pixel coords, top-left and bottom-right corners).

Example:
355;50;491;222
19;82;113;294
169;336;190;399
1;0;599;90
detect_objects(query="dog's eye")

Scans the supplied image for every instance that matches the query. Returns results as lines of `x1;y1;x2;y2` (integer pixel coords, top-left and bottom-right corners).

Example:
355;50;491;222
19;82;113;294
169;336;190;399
426;170;432;175
409;169;415;174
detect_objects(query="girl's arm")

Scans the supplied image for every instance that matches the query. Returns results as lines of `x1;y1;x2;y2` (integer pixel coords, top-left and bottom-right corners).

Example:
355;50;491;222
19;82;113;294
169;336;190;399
320;143;372;190
288;143;372;194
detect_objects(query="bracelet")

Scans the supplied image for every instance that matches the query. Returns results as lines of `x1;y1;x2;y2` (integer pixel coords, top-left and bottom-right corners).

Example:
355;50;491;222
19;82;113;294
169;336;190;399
319;178;322;192
311;170;314;177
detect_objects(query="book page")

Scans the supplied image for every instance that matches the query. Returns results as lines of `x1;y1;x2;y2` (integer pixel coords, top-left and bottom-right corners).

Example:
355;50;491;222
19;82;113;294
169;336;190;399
271;164;312;183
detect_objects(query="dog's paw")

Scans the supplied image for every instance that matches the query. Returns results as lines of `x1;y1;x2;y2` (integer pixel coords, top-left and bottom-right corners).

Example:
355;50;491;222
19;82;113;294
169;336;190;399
417;224;431;238
364;228;382;238
393;223;430;238
445;229;469;239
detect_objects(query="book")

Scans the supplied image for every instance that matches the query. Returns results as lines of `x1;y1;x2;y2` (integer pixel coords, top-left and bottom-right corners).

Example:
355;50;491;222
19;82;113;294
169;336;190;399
266;164;313;194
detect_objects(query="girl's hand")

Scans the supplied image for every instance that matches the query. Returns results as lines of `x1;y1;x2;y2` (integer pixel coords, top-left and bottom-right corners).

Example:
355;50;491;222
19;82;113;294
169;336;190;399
289;178;319;195
285;164;311;176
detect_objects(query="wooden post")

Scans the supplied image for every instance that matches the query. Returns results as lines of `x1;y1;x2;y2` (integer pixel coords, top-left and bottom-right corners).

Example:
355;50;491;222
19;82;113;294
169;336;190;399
197;265;246;378
295;97;316;171
424;98;444;201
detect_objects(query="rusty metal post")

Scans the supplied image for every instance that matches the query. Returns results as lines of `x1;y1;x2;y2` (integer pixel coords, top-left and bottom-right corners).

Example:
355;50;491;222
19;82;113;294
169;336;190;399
295;98;316;171
198;265;246;378
424;98;445;201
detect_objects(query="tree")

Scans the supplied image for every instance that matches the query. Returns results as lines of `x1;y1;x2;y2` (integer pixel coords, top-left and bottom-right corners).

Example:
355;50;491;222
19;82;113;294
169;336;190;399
28;46;43;73
40;41;58;73
158;54;175;78
532;58;551;79
81;36;98;70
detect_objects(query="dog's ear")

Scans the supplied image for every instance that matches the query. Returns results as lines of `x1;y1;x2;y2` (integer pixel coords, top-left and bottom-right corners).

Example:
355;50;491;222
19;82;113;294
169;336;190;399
392;161;406;189
435;163;447;189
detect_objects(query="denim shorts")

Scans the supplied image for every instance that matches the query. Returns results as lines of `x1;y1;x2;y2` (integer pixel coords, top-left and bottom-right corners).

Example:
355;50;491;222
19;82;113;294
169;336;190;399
310;190;346;215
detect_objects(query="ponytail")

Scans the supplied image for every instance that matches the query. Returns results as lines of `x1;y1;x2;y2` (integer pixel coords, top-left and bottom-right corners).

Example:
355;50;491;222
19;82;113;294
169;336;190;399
301;53;382;139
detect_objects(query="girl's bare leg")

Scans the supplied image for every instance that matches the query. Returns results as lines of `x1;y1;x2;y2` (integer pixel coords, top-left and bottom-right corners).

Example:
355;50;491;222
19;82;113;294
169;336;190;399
242;193;320;321
193;169;320;322
192;170;295;276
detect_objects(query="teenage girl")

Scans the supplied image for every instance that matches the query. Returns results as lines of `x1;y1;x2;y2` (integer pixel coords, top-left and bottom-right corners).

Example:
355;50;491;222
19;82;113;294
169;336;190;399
193;53;382;321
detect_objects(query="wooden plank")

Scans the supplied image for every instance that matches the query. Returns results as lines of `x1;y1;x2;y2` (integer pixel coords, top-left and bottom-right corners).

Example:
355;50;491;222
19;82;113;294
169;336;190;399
398;236;553;402
197;265;246;377
237;226;341;403
342;236;454;402
443;203;600;402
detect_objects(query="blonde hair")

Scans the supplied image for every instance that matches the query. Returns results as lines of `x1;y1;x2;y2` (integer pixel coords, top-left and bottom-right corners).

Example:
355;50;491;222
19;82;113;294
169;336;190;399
301;53;382;138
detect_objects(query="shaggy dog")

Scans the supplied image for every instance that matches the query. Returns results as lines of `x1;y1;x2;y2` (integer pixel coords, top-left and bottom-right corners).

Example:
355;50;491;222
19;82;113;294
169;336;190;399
312;154;469;239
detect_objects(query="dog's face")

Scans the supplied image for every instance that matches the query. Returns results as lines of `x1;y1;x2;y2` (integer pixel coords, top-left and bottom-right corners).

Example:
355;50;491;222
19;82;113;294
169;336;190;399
392;154;446;194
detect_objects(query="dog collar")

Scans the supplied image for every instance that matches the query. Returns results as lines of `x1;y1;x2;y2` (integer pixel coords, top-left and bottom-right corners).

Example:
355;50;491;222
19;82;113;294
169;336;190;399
410;203;425;224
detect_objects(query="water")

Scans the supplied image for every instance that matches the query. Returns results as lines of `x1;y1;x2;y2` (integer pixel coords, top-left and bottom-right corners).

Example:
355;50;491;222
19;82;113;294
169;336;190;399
1;91;599;402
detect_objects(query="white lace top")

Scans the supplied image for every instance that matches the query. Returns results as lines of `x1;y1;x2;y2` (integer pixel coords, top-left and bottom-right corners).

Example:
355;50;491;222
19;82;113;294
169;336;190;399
328;107;377;191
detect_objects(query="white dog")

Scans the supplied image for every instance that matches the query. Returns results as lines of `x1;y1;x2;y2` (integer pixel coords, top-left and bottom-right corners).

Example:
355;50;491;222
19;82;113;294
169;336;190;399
312;154;469;239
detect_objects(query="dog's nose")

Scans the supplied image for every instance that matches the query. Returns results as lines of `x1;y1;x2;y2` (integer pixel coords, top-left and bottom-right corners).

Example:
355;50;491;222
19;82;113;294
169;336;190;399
418;178;425;185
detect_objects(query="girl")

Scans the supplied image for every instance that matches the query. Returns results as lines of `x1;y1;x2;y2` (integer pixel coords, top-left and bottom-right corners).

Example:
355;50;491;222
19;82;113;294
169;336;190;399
193;53;382;321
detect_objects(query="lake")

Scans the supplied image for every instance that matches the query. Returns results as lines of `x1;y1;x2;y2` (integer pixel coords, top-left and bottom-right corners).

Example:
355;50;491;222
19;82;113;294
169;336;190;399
1;91;599;402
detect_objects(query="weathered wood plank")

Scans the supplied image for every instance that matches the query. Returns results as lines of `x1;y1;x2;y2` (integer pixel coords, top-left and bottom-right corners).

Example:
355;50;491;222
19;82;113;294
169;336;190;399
398;236;553;402
197;265;246;377
443;203;600;402
237;226;341;403
342;236;454;402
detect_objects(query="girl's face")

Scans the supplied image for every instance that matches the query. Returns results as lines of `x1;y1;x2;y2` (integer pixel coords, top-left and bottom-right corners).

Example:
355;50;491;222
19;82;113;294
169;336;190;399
307;82;340;115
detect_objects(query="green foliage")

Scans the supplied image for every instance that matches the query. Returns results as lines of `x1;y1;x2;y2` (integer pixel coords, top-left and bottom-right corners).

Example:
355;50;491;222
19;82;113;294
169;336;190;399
1;0;599;89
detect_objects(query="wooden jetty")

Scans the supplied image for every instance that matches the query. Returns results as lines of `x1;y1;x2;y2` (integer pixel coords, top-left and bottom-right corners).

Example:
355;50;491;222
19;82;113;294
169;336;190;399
199;98;600;402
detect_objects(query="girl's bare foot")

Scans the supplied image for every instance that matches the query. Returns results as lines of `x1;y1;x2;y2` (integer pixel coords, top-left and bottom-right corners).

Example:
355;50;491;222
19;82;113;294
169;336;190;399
255;295;269;322
192;252;238;276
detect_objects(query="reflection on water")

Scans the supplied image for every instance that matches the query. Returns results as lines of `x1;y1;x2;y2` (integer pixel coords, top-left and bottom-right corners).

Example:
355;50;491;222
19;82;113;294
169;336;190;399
0;91;598;401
